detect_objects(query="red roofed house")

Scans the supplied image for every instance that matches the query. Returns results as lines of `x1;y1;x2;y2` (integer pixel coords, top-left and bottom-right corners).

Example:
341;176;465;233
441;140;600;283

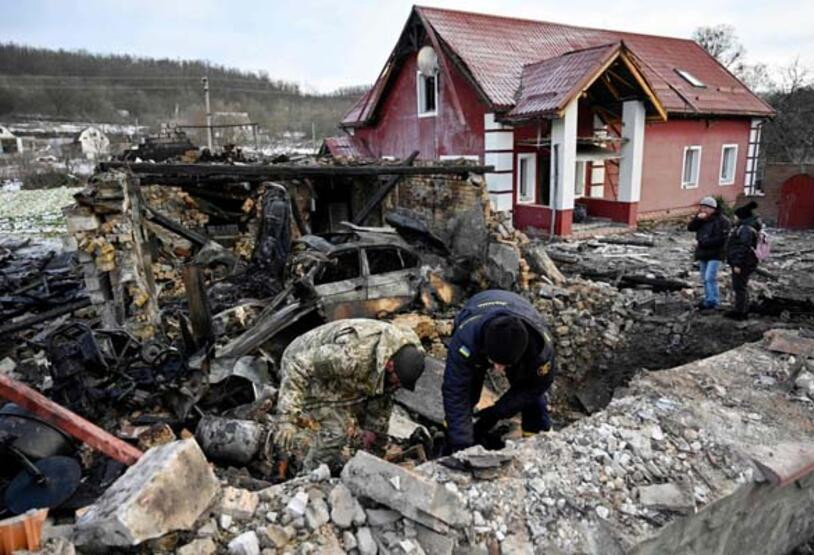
330;6;774;235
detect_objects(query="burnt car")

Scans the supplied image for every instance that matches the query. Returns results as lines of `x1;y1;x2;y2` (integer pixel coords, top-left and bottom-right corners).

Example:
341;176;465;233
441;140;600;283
218;226;427;361
297;229;422;320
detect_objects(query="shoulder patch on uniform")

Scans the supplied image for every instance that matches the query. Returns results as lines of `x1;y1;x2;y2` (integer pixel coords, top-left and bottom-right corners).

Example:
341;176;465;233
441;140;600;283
538;362;551;376
458;345;471;358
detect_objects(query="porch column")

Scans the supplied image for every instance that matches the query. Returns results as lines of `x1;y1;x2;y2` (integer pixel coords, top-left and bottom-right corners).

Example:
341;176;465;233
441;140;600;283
618;100;645;225
483;113;515;213
550;97;578;235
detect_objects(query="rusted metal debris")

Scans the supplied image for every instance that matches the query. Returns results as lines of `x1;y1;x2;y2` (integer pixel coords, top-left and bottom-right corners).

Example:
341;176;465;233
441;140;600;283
0;374;143;466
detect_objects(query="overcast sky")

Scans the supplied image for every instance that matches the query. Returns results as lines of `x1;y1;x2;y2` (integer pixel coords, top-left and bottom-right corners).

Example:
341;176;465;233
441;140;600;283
2;0;812;92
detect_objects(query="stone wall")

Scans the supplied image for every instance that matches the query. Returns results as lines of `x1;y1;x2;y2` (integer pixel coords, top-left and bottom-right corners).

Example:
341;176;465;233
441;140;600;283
393;171;489;235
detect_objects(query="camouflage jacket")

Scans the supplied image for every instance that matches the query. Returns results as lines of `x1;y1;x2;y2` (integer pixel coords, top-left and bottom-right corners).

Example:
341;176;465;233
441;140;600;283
276;319;422;424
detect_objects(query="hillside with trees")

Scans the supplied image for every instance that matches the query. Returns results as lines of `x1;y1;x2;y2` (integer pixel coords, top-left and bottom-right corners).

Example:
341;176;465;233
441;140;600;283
0;43;367;139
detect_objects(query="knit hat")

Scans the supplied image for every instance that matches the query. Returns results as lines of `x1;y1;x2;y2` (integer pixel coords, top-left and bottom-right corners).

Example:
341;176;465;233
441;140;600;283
734;201;758;220
391;345;425;391
483;316;529;365
699;196;717;209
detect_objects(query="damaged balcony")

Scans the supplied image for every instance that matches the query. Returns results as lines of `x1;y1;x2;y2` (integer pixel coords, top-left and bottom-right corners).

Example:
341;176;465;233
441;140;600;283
495;42;666;236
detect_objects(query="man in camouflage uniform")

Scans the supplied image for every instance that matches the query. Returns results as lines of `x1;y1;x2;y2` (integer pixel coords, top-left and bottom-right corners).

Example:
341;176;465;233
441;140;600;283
272;319;425;475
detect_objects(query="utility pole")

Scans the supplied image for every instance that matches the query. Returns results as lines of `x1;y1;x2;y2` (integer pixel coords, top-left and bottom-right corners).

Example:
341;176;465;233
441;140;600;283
201;77;214;151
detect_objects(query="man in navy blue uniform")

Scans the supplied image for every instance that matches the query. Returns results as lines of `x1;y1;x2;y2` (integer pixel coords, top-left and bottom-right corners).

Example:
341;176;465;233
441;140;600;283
442;289;556;453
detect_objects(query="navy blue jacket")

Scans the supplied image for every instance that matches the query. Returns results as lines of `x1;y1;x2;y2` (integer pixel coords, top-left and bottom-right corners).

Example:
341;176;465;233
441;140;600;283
442;290;556;449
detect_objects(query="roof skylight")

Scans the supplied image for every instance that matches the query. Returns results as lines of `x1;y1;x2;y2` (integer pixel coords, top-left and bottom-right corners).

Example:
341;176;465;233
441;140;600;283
675;69;706;88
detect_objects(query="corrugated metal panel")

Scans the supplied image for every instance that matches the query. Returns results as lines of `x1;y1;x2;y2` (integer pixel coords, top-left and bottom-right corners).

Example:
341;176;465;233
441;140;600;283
416;6;773;117
509;43;619;119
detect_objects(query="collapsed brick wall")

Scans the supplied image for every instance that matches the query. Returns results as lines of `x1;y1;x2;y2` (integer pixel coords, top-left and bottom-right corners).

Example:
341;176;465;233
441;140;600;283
391;172;489;234
65;171;161;339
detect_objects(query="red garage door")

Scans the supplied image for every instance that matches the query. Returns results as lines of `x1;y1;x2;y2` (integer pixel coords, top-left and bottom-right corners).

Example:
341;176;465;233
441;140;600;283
778;174;814;229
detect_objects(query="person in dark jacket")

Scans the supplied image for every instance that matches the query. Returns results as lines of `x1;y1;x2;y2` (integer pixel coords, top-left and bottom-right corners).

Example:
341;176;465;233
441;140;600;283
442;290;556;454
687;196;730;310
726;201;762;320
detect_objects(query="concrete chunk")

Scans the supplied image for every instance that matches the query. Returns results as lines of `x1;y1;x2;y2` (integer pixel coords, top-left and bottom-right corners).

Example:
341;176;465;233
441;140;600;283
357;527;378;555
328;483;356;528
74;439;219;547
178;537;217;555
228;531;260;555
341;451;471;533
220;486;259;520
638;482;694;513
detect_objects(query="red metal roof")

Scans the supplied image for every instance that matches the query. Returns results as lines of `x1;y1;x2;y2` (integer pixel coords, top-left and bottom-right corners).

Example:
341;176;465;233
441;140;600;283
321;134;373;159
342;6;773;126
509;43;620;120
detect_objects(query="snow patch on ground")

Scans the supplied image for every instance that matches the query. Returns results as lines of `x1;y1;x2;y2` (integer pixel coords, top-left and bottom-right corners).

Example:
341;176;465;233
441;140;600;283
0;186;82;234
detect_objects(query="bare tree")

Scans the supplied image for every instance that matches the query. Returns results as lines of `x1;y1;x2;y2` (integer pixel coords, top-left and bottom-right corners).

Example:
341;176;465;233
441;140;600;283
692;24;746;73
762;59;814;166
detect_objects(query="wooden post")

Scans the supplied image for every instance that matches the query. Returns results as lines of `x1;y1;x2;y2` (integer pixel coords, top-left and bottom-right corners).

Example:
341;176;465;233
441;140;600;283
181;265;214;351
353;150;420;225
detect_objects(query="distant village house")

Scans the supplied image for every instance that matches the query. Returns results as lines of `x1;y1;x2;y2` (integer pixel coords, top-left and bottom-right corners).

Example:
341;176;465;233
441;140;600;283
0;126;23;155
74;126;110;160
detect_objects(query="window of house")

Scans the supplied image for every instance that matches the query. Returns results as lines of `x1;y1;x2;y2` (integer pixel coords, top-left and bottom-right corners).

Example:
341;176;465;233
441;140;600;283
417;71;438;116
315;250;361;284
681;146;702;189
575;161;587;197
719;144;738;185
517;153;536;203
675;69;706;88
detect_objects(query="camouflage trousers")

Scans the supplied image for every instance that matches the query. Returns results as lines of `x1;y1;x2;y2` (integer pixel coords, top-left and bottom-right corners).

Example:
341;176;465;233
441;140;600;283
272;405;367;475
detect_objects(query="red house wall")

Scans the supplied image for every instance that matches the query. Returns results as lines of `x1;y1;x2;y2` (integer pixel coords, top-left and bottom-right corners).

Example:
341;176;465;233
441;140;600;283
353;51;488;160
640;118;750;214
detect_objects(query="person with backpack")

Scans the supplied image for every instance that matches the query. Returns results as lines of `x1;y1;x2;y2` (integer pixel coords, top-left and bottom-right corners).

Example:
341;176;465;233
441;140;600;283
687;196;730;311
726;201;764;320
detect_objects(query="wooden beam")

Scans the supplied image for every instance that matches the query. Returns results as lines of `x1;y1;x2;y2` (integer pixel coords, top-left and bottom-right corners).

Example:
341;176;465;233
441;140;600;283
181;266;214;351
602;74;622;101
607;67;636;91
618;51;669;122
101;162;493;179
0;373;143;465
353;150;419;225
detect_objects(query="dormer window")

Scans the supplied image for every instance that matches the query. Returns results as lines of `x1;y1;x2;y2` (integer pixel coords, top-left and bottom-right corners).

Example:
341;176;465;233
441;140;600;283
675;69;706;88
417;71;438;117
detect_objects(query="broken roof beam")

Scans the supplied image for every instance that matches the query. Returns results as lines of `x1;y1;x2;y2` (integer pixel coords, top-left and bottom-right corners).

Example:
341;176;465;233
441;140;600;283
99;161;494;180
353;150;419;225
0;373;144;465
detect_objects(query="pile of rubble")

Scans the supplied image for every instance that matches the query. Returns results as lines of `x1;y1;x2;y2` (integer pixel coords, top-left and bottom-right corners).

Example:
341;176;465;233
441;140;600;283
37;331;814;555
4;152;814;554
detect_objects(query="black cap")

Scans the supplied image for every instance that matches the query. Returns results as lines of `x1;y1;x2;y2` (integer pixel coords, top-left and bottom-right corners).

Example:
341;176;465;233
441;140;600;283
734;201;758;220
483;316;528;365
391;345;425;391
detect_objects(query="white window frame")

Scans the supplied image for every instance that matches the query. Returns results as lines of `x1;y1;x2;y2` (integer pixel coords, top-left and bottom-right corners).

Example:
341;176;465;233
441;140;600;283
416;71;438;118
516;153;537;204
681;146;702;189
575;161;587;198
719;144;738;186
